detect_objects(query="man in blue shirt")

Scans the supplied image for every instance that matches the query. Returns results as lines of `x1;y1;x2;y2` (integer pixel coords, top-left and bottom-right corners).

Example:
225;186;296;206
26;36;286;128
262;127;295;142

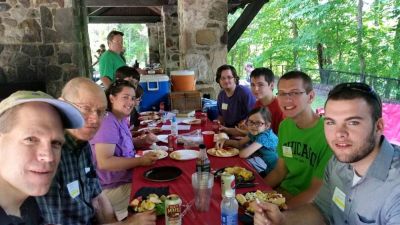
0;91;84;225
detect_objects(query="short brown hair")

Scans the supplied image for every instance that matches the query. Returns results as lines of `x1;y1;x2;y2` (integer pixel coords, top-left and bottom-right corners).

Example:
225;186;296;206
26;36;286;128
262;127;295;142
215;64;239;85
107;30;124;44
278;71;313;93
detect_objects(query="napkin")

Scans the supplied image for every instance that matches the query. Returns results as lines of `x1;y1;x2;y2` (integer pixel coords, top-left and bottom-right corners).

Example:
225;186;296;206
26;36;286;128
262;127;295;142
133;186;169;199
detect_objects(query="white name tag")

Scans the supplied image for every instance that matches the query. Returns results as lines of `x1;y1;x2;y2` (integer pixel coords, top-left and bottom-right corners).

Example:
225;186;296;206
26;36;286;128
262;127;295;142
222;103;228;110
282;146;293;158
85;167;91;174
67;180;80;199
332;187;346;211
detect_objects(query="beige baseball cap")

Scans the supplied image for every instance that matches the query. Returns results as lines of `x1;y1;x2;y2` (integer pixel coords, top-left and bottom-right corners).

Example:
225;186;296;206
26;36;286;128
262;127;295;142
0;90;84;129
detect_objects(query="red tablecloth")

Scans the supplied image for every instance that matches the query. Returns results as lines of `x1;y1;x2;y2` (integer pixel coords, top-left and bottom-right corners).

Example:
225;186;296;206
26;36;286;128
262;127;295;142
131;120;271;225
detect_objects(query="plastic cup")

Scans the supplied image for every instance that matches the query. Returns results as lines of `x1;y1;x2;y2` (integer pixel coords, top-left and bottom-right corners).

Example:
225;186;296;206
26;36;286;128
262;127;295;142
212;120;220;134
202;131;215;149
191;172;214;211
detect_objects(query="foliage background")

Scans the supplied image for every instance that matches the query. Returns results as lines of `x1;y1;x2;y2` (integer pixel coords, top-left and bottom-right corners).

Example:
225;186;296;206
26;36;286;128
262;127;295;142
228;0;400;82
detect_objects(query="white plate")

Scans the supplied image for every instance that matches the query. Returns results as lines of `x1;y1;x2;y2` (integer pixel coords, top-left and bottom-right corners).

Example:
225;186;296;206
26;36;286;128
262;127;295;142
141;150;168;159
139;111;158;116
181;118;201;125
140;120;153;126
137;127;162;134
169;150;199;160
157;134;168;143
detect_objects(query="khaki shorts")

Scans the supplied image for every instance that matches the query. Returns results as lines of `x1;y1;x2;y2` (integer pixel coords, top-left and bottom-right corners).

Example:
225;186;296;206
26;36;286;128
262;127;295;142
103;183;131;221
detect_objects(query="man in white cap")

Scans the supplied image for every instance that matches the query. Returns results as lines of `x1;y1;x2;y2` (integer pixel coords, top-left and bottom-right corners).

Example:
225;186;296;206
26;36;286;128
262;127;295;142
0;90;84;224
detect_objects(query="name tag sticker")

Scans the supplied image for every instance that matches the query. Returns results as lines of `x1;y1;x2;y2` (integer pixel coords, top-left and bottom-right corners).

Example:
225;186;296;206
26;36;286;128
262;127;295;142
282;146;293;158
222;103;228;110
85;167;91;174
67;180;80;199
332;187;346;211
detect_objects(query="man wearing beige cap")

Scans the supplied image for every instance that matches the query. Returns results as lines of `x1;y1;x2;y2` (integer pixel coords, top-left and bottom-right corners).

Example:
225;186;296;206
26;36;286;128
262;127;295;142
36;77;156;225
0;90;84;224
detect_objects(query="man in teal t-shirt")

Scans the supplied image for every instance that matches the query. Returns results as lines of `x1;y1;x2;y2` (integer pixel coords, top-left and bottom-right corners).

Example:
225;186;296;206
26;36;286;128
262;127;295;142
263;71;332;209
99;30;126;88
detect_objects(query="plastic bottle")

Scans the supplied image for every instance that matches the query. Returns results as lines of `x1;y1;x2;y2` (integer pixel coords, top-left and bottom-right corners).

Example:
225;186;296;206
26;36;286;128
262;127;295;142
196;144;210;173
221;189;238;225
171;116;178;136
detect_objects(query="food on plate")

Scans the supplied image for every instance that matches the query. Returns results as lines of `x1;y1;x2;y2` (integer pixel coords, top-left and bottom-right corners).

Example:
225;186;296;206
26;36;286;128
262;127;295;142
143;150;168;159
223;166;254;182
130;193;166;215
170;152;182;160
215;132;229;150
139;111;159;116
138;127;162;134
139;115;160;121
236;190;286;213
207;147;239;157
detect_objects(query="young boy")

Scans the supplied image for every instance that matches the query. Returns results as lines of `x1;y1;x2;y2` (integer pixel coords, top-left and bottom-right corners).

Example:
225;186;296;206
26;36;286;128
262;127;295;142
263;71;332;209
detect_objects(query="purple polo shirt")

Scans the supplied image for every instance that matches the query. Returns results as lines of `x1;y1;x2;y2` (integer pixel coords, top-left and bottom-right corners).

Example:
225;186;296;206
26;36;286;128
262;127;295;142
217;84;256;127
90;112;134;189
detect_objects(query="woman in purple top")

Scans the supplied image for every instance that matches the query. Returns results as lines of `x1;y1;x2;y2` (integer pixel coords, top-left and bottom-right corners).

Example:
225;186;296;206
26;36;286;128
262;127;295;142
90;80;158;218
216;64;256;136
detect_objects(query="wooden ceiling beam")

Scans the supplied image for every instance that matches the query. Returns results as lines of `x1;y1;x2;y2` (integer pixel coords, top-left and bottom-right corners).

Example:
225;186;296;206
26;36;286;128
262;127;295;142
88;7;111;16
86;0;168;7
228;0;268;51
88;16;161;24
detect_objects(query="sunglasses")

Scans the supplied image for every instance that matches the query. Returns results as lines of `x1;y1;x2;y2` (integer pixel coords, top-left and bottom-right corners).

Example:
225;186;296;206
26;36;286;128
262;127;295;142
328;82;382;108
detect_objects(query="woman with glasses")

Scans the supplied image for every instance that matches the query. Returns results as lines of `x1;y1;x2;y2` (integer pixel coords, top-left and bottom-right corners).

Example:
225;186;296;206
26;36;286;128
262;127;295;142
90;80;158;219
225;107;278;177
216;64;256;136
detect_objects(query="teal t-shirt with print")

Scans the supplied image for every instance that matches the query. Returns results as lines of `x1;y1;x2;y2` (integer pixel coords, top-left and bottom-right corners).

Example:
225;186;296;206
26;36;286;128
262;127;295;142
99;50;126;82
277;117;332;195
248;128;278;173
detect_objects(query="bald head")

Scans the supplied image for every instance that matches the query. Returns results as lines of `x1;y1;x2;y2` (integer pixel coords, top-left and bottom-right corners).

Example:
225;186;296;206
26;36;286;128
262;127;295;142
61;77;106;103
61;77;107;141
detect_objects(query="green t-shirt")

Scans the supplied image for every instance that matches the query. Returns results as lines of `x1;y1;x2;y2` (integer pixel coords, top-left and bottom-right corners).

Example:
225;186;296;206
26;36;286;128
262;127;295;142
99;50;126;82
277;117;332;195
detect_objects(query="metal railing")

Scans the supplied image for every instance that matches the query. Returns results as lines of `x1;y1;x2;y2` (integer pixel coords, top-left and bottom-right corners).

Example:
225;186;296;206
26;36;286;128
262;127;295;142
272;66;400;102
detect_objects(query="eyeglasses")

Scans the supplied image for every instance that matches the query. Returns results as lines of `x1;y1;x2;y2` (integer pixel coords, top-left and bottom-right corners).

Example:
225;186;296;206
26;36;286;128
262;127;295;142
276;91;305;98
68;102;107;118
246;120;265;127
328;82;382;108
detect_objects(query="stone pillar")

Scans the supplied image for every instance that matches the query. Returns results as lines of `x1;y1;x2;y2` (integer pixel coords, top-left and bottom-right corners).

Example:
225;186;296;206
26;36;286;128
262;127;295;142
0;0;90;97
157;22;166;70
162;5;180;73
147;23;160;65
178;0;228;99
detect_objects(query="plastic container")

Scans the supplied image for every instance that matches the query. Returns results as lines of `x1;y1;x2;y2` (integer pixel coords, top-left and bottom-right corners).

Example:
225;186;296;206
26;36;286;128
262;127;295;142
139;75;170;112
170;70;196;91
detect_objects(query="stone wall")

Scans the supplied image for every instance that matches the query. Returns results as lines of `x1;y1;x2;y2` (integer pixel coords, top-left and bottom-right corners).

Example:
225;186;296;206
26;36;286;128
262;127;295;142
0;0;90;97
178;0;227;99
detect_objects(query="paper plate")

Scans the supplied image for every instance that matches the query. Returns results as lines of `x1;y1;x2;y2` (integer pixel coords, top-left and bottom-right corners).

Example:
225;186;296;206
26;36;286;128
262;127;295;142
169;150;199;160
157;134;168;143
138;127;162;134
139;111;158;116
143;166;182;182
141;150;168;159
181;118;201;125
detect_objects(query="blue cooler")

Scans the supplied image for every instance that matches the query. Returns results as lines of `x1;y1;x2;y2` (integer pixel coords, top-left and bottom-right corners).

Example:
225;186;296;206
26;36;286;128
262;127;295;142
139;75;170;112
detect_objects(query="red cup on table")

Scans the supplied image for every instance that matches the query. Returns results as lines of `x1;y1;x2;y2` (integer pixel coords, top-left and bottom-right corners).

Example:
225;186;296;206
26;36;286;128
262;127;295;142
200;113;208;126
202;131;215;149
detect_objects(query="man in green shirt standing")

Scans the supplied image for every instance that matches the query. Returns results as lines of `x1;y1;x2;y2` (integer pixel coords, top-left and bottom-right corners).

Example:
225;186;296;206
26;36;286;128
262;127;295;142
99;30;126;88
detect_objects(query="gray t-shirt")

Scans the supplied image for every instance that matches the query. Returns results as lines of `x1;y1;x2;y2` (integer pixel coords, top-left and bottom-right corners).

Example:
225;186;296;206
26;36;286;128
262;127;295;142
314;137;400;225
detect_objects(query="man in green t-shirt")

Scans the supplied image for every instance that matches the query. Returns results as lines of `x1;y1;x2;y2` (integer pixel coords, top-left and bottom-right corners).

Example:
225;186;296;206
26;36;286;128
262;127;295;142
263;71;332;209
99;30;126;88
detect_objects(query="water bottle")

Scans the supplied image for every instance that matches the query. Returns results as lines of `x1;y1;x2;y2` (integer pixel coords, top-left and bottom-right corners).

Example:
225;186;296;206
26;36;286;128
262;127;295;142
171;116;178;136
221;189;238;225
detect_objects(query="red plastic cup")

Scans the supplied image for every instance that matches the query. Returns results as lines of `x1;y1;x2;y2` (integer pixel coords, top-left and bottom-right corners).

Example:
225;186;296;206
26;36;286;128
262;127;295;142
202;131;215;149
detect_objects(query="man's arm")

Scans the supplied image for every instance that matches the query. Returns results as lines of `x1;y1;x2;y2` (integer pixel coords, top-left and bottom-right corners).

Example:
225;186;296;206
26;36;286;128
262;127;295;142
253;202;327;225
285;177;323;209
264;158;287;188
101;76;112;89
92;192;117;224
